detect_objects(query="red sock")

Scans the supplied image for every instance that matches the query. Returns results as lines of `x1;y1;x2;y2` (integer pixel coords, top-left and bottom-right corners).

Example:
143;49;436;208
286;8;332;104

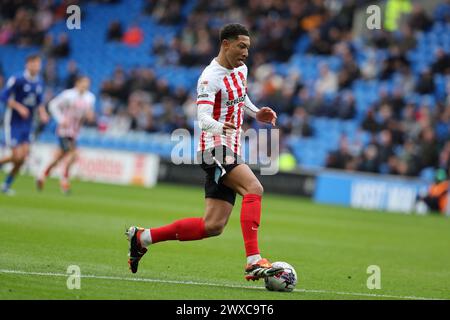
241;194;262;257
150;217;206;244
63;166;70;179
44;166;52;177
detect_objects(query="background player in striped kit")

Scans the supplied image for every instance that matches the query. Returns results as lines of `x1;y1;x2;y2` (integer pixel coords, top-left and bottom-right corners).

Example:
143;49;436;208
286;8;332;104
0;54;49;195
36;76;96;194
126;24;280;281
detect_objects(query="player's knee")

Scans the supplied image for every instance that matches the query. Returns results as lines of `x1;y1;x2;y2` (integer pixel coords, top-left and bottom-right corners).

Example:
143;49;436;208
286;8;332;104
12;154;25;164
245;180;264;196
204;220;225;237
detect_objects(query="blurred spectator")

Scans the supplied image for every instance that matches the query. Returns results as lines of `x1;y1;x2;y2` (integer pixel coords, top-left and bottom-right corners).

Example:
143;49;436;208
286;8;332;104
433;0;450;23
326;135;353;170
107;20;124;42
417;126;440;169
315;63;338;95
307;29;332;55
65;60;80;89
431;48;450;75
397;139;420;176
122;24;144;46
362;109;380;133
396;24;416;53
151;0;185;25
415;69;435;94
35;2;54;33
101;66;129;103
50;33;71;58
397;65;415;95
337;49;360;89
360;52;378;80
42;58;60;88
357;143;380;173
329;91;356;119
0;21;14;45
380;46;409;80
289;107;314;137
377;130;395;165
408;4;432;32
390;88;406;120
416;168;449;214
0;62;4;90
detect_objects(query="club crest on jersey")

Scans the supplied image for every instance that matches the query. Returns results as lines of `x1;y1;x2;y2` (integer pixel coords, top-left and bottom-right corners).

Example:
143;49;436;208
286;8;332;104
199;80;209;94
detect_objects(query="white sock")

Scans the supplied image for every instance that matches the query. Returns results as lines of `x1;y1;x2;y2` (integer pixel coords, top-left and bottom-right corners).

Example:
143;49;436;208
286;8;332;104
247;254;262;265
140;229;152;247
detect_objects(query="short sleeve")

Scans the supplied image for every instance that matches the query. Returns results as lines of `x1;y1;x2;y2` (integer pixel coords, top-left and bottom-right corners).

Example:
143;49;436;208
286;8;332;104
1;76;17;103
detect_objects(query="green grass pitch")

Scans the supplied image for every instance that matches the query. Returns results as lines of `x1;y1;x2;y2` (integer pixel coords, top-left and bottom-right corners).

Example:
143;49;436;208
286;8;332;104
0;175;449;300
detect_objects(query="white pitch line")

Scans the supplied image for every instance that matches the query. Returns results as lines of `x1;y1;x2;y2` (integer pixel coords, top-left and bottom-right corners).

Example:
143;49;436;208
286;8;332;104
0;269;444;300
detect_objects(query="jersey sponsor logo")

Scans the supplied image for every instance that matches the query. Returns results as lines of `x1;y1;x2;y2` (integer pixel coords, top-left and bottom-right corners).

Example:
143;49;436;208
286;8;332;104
197;93;209;99
226;94;246;106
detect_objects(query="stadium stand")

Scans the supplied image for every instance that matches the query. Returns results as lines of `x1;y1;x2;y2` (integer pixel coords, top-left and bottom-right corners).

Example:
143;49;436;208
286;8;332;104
0;0;449;179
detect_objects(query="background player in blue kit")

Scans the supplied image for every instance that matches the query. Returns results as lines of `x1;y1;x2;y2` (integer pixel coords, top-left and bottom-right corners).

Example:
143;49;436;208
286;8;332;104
0;54;49;195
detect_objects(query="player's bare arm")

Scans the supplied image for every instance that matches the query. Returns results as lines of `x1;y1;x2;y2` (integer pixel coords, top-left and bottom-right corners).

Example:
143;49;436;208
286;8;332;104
8;98;29;119
38;104;49;124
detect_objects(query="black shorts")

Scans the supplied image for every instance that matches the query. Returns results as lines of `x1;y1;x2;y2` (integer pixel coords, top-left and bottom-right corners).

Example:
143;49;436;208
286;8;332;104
198;146;244;206
58;137;76;153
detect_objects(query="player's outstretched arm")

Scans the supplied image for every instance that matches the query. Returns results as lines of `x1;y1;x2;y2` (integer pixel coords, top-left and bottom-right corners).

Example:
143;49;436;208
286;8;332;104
7;98;29;119
244;95;277;126
256;107;277;126
38;104;49;124
48;94;67;126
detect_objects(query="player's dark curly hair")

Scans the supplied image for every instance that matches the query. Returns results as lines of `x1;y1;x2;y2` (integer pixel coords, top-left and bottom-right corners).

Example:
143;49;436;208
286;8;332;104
219;23;249;43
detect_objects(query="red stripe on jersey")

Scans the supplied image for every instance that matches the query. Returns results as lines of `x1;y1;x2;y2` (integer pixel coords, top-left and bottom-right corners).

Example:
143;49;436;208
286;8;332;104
213;90;221;120
223;77;235;149
213;90;222;147
237;71;246;93
234;103;243;154
197;100;214;106
223;76;234;100
200;131;205;151
231;73;242;97
225;105;235;149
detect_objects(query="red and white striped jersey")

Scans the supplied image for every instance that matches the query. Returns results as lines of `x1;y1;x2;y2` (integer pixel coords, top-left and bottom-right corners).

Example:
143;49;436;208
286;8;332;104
49;88;95;139
196;58;249;155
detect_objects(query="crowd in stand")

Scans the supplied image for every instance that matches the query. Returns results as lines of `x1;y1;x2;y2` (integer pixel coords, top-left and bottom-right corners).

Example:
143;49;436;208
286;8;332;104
324;3;450;176
0;0;449;177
